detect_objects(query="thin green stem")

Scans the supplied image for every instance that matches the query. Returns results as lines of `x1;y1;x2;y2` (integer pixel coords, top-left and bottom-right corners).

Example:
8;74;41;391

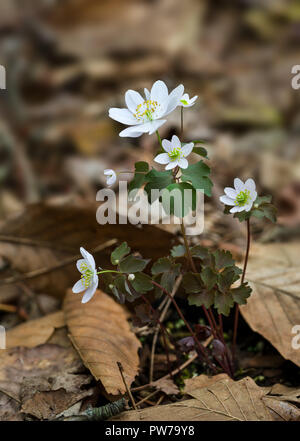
180;107;184;137
180;222;197;273
156;130;163;151
97;270;121;275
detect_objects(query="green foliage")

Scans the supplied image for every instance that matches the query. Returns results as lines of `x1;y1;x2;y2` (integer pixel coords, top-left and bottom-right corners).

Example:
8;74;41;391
170;244;186;258
144;169;173;203
110;242;130;265
192;146;208;158
130;272;153;293
162;182;196;217
151;257;181;295
119;255;150;273
182;248;251;316
181;160;213;197
128;161;149;196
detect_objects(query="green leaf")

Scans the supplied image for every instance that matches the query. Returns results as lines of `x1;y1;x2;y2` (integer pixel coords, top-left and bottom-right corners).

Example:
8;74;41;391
214;292;234;316
111;275;127;303
130;272;153;293
252;203;277;223
182;272;203;294
254;195;272;205
162;182;196;217
188;290;215;309
111;242;131;265
181;160;213;197
190;245;210;260
200;267;217;291
231;283;252;305
152;257;181;294
170;244;186;258
213;250;235;271
192;146;208;158
119;255;150;273
128;161;149;195
144;169;173;203
217;268;239;293
151;257;173;275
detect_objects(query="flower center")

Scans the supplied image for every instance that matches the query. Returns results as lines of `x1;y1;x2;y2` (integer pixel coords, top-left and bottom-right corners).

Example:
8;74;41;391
80;262;94;288
168;147;182;161
134;100;159;121
180;99;188;105
235;189;251;206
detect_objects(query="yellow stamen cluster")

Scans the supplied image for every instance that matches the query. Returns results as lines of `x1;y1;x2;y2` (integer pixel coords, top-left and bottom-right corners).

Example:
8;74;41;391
168;146;182;161
134;100;159;121
235;189;251;207
80;261;94;288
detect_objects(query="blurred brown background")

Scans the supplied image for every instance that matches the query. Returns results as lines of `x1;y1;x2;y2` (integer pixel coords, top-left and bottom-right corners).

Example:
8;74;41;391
0;0;300;241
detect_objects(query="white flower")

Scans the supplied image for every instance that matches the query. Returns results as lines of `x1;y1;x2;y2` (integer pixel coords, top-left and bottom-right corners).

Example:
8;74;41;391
104;169;116;186
220;178;257;213
180;93;198;108
72;247;98;303
154;135;193;170
108;80;184;138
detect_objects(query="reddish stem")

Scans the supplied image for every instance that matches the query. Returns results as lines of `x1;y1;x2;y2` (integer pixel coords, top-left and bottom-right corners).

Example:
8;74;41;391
232;218;251;362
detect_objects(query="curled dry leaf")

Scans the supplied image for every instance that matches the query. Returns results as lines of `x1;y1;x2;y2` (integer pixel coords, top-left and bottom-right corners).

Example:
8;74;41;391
240;242;300;367
63;289;141;397
0;203;175;298
6;311;65;349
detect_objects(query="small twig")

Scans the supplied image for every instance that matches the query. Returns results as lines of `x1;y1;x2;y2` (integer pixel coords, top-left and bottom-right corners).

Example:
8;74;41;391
0;303;17;313
132;335;213;393
0;239;117;286
135;389;160;407
149;275;182;383
117;361;138;410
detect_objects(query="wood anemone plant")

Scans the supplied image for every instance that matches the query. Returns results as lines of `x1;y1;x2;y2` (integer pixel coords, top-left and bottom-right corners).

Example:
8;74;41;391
73;80;277;379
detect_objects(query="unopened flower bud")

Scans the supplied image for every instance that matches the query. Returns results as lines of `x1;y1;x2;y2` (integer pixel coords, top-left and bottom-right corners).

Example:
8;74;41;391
128;274;135;281
109;284;114;290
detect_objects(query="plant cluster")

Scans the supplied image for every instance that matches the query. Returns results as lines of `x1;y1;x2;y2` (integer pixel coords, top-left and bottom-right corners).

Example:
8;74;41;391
72;80;277;377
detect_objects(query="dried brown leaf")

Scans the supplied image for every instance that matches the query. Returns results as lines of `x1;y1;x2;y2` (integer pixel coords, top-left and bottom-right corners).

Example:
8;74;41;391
64;289;141;397
112;375;273;421
6;311;65;349
240;242;300;366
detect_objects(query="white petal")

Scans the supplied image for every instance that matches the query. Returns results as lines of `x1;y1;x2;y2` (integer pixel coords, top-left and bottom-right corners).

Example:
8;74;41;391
107;174;116;186
80;247;95;269
171;135;181;148
76;259;86;273
245;178;256;192
224;187;237;198
104;168;114;176
144;88;150;100
181;142;194;157
178;158;188;169
108;108;137;125
230;206;241;213
125;90;144;113
81;281;98;303
244;203;253;212
220;195;235;206
150;80;168;105
165;161;178;170
250;190;257;201
162;139;172;153
72;279;85;293
234;178;244;192
119;126;144;138
147;119;166;134
166;84;184;115
154;153;170;164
